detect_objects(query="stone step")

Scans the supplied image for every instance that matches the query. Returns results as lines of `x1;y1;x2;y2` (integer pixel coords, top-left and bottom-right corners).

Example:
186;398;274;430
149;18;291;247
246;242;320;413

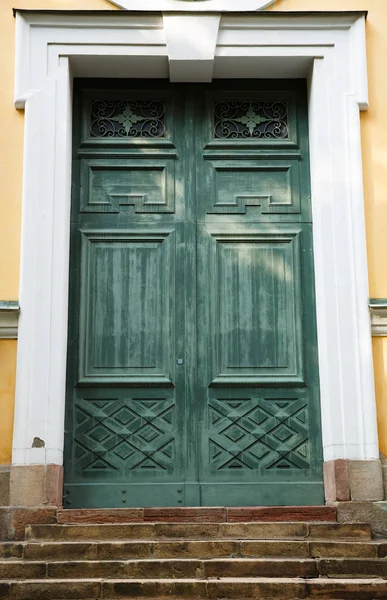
57;506;337;524
3;557;387;580
25;521;371;542
0;558;318;579
1;577;387;599
1;539;386;560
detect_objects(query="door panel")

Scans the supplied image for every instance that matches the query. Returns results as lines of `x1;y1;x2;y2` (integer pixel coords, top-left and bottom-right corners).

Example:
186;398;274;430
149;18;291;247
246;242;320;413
205;161;301;218
197;227;322;504
78;229;176;385
81;160;176;214
200;226;304;386
65;83;192;508
196;83;323;506
64;80;323;508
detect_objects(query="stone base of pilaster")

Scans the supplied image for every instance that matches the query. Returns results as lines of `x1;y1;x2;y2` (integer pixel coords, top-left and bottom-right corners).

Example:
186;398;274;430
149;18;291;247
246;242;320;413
9;465;63;507
380;453;387;499
324;459;385;503
0;466;10;506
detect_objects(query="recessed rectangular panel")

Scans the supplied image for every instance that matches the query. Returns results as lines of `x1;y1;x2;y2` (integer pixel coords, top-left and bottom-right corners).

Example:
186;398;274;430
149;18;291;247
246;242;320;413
219;243;288;368
211;231;303;385
92;243;159;369
80;160;175;213
207;162;300;216
78;230;175;385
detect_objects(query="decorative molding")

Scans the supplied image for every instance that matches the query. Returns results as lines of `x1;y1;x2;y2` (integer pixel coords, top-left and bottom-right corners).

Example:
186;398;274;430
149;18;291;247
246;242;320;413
90;100;166;138
106;0;277;12
369;300;387;337
213;100;288;139
12;10;376;467
0;302;20;339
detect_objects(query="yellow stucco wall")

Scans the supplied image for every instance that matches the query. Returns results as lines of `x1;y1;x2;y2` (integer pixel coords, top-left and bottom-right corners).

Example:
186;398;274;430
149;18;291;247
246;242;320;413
0;0;386;463
0;341;17;464
0;0;118;465
373;338;387;456
268;0;387;458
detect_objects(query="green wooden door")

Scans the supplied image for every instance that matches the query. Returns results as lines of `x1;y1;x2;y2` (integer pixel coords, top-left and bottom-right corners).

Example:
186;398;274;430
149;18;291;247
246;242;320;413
64;80;324;508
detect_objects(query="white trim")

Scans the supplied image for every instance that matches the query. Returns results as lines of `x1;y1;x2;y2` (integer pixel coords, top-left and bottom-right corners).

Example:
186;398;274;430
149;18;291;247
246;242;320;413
107;0;277;12
13;10;378;466
369;302;387;337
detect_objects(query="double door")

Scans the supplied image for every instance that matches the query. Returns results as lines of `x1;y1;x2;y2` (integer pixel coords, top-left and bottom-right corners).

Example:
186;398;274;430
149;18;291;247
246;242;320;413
64;80;324;508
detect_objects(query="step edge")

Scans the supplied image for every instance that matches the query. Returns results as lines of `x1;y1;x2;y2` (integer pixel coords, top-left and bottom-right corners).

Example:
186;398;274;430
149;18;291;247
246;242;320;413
2;576;387;583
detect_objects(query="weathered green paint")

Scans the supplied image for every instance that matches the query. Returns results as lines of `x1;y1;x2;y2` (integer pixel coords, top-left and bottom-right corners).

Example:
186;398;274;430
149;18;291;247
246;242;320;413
64;80;324;508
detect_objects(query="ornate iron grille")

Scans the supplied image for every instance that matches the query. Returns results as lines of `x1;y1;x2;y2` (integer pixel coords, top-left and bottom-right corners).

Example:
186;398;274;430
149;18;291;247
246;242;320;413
90;100;165;138
214;101;288;139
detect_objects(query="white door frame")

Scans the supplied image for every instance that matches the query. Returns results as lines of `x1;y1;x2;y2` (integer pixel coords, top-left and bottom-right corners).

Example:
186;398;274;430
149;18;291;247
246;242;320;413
12;10;378;469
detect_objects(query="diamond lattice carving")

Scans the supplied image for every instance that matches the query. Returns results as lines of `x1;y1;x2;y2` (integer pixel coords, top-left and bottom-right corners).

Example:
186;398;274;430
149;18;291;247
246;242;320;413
208;397;310;470
74;397;175;472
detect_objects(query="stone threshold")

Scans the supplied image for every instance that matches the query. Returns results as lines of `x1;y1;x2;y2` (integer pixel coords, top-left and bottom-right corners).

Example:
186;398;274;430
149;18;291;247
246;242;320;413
3;503;387;541
0;506;337;543
57;506;337;525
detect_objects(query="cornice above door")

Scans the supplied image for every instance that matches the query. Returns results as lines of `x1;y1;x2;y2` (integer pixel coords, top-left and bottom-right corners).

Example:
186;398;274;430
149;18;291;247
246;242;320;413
105;0;277;12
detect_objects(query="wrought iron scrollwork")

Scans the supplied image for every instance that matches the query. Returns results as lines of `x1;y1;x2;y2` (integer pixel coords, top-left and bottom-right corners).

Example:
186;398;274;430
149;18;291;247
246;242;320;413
214;101;288;139
90;100;165;138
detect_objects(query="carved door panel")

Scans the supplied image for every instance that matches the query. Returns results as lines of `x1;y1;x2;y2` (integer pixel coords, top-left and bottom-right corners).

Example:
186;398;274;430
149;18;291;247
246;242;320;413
196;85;323;505
65;83;197;508
64;81;323;508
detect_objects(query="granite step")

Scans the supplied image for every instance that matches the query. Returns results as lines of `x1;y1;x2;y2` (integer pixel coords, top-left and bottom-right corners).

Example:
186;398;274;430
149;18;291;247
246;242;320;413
1;577;387;599
1;538;386;560
0;512;384;599
25;521;371;542
2;557;387;580
0;557;319;579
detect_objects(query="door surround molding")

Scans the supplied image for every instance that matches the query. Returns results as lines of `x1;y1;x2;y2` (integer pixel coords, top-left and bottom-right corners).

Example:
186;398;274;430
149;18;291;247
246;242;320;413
106;0;277;11
12;11;377;475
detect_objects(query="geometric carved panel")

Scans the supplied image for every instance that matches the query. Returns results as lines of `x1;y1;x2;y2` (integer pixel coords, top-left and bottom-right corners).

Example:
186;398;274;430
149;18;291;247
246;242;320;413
208;396;310;470
74;397;175;472
78;230;174;385
211;232;303;385
80;160;175;213
207;162;300;216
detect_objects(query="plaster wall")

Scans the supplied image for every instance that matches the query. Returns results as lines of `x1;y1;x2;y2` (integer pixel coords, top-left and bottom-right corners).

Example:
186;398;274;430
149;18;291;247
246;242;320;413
0;0;386;465
0;0;118;466
0;342;16;464
269;0;387;457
